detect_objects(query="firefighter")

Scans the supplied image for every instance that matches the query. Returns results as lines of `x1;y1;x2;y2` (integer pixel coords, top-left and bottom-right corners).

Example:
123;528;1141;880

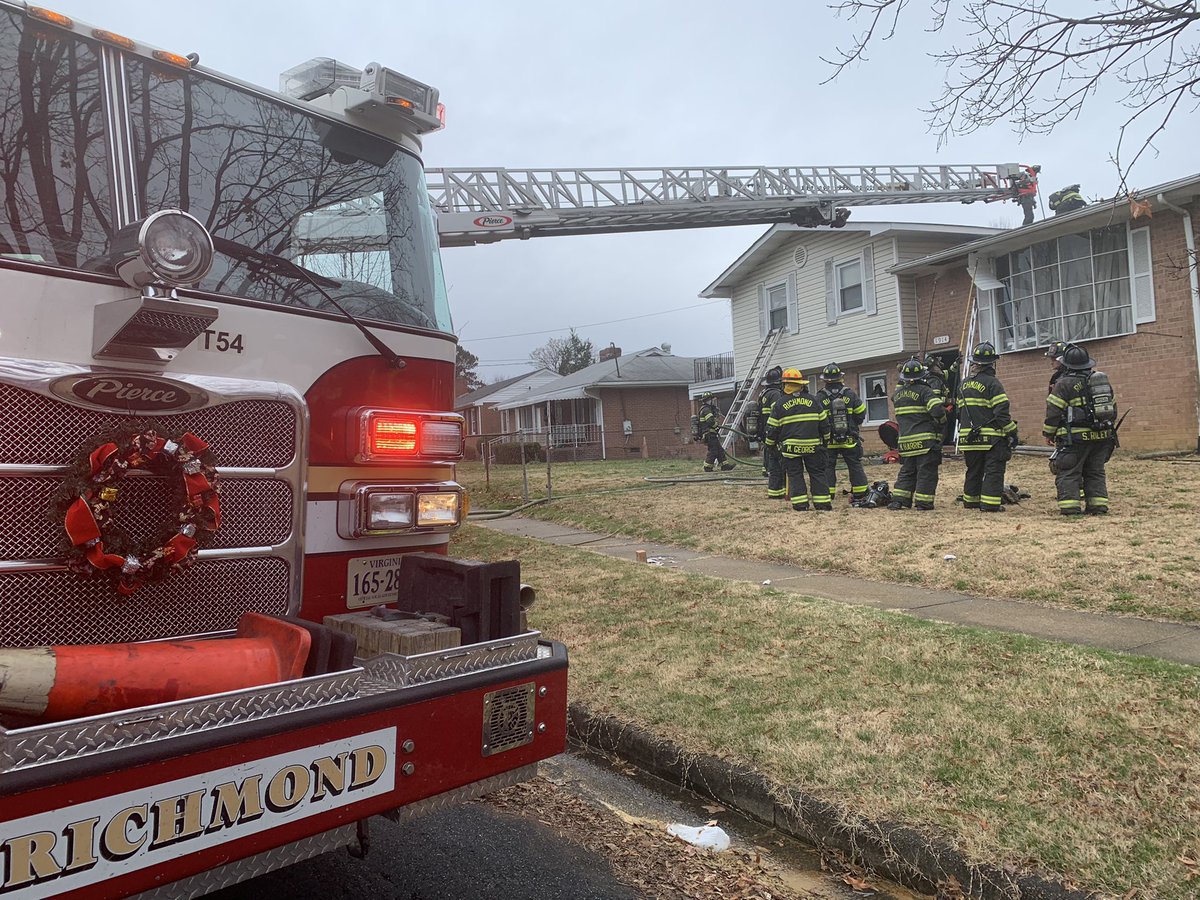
696;392;735;472
923;351;957;443
958;341;1018;512
765;369;831;511
758;366;786;498
1044;345;1117;515
1049;184;1086;215
888;358;947;510
1046;340;1068;392
816;363;868;504
1012;164;1040;226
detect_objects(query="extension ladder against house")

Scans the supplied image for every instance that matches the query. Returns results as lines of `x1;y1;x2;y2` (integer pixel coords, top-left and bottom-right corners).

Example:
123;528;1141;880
720;327;784;453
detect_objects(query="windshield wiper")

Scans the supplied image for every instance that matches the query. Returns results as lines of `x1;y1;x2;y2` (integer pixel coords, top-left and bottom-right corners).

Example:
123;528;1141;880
211;236;406;370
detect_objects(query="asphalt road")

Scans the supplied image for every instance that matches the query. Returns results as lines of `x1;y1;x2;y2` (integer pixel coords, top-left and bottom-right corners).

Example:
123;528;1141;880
209;802;643;900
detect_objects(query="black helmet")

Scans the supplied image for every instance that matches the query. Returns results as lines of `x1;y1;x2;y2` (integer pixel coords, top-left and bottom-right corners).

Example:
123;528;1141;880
764;366;783;385
821;363;844;382
970;341;999;365
1045;340;1068;361
898;357;926;383
1061;344;1095;371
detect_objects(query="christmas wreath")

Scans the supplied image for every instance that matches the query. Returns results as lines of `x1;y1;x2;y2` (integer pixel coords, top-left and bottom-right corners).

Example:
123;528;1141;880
54;426;221;596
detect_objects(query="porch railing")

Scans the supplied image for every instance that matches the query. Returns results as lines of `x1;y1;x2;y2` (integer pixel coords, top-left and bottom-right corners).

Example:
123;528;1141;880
693;352;735;383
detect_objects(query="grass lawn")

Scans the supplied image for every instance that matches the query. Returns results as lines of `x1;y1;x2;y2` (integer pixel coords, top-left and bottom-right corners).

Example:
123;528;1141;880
459;452;1200;623
453;525;1200;899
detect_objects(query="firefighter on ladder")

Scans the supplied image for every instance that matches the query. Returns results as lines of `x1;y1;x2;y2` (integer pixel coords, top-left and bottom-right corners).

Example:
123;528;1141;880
816;364;868;504
958;341;1018;512
1012;164;1041;226
765;369;831;511
696;391;735;472
758;366;786;498
888;358;947;510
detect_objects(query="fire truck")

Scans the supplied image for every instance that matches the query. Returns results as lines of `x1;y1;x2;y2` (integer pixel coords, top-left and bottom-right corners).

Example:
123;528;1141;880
0;5;567;898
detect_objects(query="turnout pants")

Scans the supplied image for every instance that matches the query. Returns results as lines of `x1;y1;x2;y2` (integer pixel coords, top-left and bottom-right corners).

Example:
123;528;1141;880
703;433;727;467
825;440;868;502
782;449;829;510
764;444;786;499
892;447;941;508
963;441;1012;510
1054;440;1112;513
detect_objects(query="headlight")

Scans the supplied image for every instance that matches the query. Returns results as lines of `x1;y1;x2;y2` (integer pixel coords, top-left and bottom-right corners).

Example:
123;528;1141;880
338;482;462;538
417;492;460;527
367;492;414;532
112;210;214;288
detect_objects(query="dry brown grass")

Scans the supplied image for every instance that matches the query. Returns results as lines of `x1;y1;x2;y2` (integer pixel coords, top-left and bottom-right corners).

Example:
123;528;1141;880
454;525;1200;899
459;453;1200;623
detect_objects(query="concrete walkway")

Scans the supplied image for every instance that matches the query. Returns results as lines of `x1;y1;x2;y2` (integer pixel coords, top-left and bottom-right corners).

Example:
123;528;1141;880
475;516;1200;666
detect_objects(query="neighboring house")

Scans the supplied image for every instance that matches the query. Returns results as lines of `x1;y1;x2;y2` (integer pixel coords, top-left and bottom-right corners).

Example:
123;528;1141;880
496;347;700;460
894;171;1200;452
700;221;999;448
455;368;558;458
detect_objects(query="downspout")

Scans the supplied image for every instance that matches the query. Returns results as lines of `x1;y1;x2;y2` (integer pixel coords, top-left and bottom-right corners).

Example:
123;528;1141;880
595;392;607;460
1157;194;1200;452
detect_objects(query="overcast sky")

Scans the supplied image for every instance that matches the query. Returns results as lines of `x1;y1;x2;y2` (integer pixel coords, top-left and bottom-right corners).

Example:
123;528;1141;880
64;1;1197;379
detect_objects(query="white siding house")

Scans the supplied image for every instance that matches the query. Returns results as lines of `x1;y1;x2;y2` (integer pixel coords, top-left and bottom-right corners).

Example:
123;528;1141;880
701;223;999;380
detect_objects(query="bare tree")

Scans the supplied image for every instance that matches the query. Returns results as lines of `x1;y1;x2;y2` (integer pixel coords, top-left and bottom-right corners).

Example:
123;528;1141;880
529;329;595;375
824;1;1200;181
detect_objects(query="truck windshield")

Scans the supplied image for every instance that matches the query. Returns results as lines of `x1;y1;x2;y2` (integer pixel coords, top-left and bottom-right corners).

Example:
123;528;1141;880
0;10;451;332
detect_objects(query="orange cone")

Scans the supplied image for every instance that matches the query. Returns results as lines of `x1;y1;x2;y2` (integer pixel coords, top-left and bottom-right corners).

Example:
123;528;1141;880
0;613;310;722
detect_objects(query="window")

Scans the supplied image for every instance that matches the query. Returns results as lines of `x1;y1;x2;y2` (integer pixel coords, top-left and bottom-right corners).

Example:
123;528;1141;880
837;259;864;313
861;372;889;423
767;282;788;330
980;225;1144;353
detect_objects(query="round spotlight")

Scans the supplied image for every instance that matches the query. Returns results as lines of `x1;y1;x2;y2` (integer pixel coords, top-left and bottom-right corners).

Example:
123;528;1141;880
112;210;214;288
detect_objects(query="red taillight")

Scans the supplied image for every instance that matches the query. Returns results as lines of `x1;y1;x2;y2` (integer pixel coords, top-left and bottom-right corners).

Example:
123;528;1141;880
368;414;419;457
355;409;464;462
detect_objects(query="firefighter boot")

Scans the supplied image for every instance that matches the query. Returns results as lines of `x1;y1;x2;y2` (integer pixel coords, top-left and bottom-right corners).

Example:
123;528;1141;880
702;465;715;472
720;462;736;471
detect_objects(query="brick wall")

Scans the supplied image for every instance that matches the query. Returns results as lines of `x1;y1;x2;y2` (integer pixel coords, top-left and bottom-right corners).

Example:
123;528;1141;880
910;204;1200;452
596;386;703;460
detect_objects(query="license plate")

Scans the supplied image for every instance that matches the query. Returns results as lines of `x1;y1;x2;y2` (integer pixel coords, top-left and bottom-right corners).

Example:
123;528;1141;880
346;554;405;609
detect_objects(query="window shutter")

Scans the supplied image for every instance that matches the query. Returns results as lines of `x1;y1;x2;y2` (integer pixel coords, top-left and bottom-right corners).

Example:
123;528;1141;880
824;259;836;325
1130;226;1156;324
862;244;877;316
758;283;768;338
787;271;798;333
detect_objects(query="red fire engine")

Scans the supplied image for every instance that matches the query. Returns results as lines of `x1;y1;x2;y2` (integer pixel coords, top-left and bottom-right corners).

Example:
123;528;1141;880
0;5;566;897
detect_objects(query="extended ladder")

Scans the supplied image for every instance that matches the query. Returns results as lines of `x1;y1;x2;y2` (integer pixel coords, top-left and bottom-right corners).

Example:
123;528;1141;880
427;164;1028;247
720;327;785;453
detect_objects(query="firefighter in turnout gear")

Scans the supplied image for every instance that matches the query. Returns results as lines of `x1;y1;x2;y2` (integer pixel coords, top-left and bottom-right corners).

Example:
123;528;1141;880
1044;345;1116;515
697;392;735;472
816;364;868;504
1049;184;1086;215
766;369;831;511
958;342;1018;512
888;358;947;510
758;366;786;498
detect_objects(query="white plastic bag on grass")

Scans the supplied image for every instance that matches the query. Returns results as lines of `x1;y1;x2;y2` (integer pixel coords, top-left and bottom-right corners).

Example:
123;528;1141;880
666;822;730;852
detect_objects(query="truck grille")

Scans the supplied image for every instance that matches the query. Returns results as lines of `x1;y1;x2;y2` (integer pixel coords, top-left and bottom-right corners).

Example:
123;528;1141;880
0;375;303;648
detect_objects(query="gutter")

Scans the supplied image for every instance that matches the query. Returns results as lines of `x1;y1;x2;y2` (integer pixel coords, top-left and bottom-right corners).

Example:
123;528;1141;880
1157;194;1200;452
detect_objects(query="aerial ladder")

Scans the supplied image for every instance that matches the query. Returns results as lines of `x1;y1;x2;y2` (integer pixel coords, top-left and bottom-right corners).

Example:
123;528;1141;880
426;163;1033;247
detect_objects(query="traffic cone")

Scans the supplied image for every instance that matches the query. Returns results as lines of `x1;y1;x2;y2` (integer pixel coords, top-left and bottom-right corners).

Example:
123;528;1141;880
0;612;310;722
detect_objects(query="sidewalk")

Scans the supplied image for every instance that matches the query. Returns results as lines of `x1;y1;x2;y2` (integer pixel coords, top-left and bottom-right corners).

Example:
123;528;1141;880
474;516;1200;666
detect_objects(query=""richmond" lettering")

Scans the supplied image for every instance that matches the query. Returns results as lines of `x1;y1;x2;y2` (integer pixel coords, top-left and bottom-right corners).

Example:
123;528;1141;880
0;743;388;891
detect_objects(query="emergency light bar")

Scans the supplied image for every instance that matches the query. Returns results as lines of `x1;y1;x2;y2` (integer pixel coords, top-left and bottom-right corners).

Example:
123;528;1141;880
281;58;442;137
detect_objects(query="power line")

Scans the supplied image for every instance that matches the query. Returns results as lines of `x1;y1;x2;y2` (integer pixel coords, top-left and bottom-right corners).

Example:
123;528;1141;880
461;301;713;342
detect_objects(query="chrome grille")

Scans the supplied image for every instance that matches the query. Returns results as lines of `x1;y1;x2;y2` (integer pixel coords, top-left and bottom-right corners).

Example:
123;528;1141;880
481;682;536;757
0;477;293;558
0;383;296;467
0;557;290;647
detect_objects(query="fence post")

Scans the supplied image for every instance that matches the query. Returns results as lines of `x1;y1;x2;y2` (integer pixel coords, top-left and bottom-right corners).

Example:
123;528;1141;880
520;439;529;504
545;430;553;500
484;438;491;491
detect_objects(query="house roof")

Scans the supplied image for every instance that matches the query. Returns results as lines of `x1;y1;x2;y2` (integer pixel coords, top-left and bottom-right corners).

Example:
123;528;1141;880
698;221;1002;299
454;368;557;409
497;349;695;408
889;171;1200;275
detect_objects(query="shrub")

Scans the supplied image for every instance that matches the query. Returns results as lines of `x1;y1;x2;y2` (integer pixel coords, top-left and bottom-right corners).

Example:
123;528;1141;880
492;442;546;464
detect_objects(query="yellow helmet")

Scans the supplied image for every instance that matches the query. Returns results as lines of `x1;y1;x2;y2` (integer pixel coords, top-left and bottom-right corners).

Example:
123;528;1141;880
781;368;807;385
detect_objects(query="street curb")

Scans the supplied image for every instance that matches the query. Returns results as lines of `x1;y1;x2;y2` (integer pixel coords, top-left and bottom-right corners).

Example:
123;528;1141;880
567;703;1094;900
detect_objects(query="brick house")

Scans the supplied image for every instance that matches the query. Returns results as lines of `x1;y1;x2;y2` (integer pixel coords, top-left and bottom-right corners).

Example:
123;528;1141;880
894;172;1200;452
495;347;701;460
702;176;1200;453
454;368;557;458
